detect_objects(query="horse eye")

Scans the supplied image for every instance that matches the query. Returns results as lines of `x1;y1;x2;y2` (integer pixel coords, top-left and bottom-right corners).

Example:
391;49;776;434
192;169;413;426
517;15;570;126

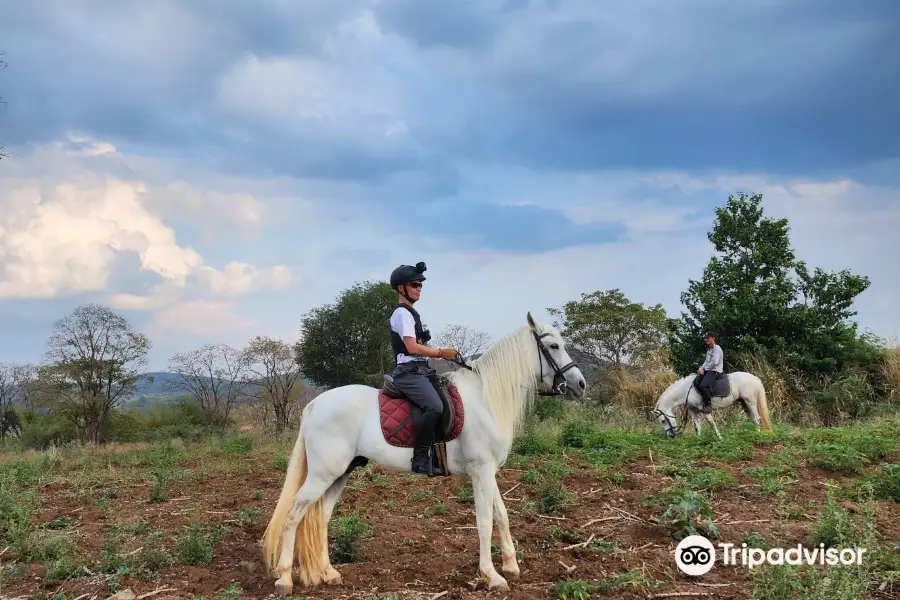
550;344;559;350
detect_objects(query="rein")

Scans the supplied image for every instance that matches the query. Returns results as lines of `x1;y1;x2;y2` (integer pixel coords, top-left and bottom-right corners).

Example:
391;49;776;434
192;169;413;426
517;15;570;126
443;331;577;397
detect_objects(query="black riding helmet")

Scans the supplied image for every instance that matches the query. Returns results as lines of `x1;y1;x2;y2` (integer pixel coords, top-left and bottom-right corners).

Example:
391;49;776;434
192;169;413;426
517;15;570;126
390;262;427;287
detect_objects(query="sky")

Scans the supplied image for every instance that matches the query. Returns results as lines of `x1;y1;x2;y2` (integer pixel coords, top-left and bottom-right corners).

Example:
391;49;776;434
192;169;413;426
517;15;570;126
1;0;898;372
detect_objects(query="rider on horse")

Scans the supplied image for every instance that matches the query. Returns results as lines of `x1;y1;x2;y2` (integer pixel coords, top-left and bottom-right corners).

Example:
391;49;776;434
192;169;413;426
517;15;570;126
388;261;460;475
694;331;723;414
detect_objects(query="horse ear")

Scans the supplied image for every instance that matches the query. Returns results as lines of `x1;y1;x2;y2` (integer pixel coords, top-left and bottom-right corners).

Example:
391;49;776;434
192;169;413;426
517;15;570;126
526;312;537;330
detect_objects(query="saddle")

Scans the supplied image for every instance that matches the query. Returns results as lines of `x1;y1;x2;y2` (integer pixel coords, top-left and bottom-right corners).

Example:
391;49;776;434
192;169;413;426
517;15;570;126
695;372;731;398
381;373;457;441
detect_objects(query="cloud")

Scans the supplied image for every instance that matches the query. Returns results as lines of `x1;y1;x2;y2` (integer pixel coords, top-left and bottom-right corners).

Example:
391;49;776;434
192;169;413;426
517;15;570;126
3;0;897;185
0;138;293;336
1;1;898;370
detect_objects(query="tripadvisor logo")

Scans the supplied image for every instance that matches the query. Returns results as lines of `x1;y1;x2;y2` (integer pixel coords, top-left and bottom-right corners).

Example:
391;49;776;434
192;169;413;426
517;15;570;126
675;535;867;576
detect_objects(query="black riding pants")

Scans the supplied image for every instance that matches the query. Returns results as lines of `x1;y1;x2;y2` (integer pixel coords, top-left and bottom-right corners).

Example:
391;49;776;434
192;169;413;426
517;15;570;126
391;362;444;448
695;370;718;398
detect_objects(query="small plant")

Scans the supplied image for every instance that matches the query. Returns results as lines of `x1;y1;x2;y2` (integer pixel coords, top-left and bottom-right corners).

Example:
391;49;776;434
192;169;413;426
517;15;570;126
179;522;224;565
456;484;474;503
407;489;434;502
810;489;852;548
685;467;737;491
742;531;770;550
213;583;242;600
548;525;582;544
369;472;390;486
149;468;169;503
537;478;575;513
520;468;541;484
657;488;719;541
554;579;590;600
864;463;900;501
593;570;658;593
236;506;262;528
330;513;373;563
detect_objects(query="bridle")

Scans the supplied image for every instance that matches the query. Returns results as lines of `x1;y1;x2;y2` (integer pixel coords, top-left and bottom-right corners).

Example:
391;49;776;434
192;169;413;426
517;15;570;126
649;385;691;436
447;330;578;397
533;330;578;396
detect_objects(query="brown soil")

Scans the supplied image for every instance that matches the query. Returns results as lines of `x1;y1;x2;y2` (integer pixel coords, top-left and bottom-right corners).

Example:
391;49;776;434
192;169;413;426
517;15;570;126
2;443;897;600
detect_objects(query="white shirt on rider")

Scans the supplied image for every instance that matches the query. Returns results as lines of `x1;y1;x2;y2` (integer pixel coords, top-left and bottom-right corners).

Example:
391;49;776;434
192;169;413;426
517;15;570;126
391;306;426;363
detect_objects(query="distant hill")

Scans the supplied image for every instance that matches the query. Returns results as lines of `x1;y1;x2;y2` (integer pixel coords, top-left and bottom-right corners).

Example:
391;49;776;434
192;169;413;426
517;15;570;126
125;371;315;407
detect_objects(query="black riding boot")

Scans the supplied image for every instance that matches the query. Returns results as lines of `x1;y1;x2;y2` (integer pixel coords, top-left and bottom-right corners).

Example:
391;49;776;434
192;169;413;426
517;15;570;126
411;407;443;476
700;390;712;414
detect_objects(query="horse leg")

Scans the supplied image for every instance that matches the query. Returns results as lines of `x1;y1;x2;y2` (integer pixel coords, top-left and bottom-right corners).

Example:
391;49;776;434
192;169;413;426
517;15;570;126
273;475;333;595
492;483;519;579
741;398;762;427
470;465;508;591
704;413;723;440
690;410;702;435
318;474;351;585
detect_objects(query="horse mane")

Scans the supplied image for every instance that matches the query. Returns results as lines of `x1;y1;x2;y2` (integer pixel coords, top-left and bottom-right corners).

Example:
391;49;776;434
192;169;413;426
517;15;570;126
455;324;542;444
656;374;693;409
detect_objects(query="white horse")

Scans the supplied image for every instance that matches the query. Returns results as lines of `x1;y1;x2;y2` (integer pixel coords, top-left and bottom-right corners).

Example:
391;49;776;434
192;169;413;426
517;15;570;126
261;313;586;596
651;372;772;439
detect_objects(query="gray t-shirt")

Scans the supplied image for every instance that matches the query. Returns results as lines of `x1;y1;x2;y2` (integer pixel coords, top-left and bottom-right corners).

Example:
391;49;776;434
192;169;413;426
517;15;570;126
701;344;723;372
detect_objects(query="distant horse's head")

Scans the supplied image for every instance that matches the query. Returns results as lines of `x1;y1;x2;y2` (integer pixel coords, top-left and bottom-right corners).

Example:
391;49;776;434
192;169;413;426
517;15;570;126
525;312;586;399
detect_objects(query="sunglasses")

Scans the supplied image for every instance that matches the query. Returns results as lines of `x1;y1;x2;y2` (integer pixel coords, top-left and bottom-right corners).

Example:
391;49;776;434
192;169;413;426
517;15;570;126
407;282;423;289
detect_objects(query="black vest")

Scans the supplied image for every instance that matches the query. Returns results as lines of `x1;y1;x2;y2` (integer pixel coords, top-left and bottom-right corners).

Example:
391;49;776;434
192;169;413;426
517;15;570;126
390;304;431;363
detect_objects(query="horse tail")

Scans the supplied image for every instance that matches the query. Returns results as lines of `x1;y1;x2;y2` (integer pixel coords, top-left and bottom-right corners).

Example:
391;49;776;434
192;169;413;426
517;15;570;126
261;417;328;582
755;379;773;431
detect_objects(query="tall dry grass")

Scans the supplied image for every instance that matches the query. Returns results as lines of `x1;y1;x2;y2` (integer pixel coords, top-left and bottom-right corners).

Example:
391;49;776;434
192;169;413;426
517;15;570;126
599;351;679;412
603;366;678;411
734;351;815;425
882;345;900;403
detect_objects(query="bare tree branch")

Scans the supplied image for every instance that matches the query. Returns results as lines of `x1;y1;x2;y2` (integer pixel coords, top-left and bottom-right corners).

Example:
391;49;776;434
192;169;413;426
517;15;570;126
0;363;36;439
433;324;492;358
168;344;252;432
245;336;305;434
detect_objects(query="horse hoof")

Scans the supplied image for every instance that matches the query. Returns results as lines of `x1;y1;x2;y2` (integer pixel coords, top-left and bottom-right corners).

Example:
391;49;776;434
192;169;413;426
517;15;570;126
487;574;510;591
490;578;510;591
502;565;521;580
325;567;343;585
274;581;293;597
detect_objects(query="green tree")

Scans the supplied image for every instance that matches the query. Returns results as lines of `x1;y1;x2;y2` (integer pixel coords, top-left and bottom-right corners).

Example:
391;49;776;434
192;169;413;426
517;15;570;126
669;192;875;377
547;289;670;369
42;303;152;445
294;280;398;388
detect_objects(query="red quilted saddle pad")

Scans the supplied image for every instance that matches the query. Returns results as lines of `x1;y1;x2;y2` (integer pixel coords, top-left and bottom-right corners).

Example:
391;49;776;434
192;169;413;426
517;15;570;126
379;380;465;447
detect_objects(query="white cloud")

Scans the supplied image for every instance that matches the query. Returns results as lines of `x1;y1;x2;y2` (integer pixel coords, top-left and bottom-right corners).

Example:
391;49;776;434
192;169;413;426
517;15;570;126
200;262;293;297
151;299;254;337
142;182;266;243
0;137;294;336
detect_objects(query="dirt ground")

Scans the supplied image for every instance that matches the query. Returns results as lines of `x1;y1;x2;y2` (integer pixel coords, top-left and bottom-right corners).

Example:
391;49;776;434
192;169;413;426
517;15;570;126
2;441;898;600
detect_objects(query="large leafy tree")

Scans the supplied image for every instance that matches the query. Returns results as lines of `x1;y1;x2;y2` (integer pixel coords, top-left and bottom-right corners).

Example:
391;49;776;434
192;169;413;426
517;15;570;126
294;281;398;388
669;192;875;377
547;289;670;369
